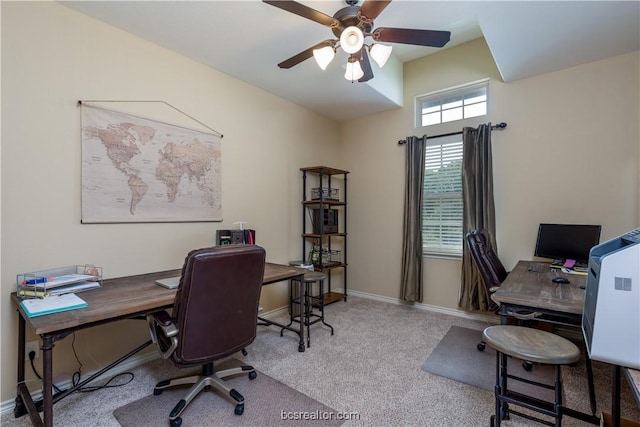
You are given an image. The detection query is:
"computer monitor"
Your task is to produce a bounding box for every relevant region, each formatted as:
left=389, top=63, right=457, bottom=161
left=534, top=223, right=602, bottom=264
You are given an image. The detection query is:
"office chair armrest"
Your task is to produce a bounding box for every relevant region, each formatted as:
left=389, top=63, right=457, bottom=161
left=146, top=311, right=179, bottom=359
left=152, top=310, right=173, bottom=327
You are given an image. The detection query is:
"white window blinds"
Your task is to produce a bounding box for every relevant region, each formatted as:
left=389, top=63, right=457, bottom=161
left=423, top=135, right=464, bottom=256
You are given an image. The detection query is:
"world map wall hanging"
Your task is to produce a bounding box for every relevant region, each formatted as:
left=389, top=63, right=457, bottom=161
left=80, top=102, right=222, bottom=223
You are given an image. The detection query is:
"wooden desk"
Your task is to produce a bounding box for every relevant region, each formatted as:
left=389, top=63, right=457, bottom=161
left=492, top=260, right=586, bottom=322
left=491, top=260, right=599, bottom=425
left=11, top=262, right=306, bottom=427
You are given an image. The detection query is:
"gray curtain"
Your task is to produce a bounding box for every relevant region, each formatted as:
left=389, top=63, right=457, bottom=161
left=459, top=124, right=497, bottom=311
left=400, top=136, right=426, bottom=302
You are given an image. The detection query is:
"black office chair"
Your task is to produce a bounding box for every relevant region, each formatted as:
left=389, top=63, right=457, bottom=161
left=147, top=245, right=266, bottom=427
left=465, top=229, right=507, bottom=316
left=466, top=229, right=538, bottom=370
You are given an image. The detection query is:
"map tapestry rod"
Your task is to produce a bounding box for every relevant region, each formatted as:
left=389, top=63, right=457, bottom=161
left=77, top=100, right=223, bottom=138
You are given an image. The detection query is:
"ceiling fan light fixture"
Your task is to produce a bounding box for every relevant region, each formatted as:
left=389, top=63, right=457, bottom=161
left=344, top=56, right=364, bottom=82
left=369, top=43, right=393, bottom=68
left=340, top=26, right=364, bottom=54
left=312, top=45, right=335, bottom=70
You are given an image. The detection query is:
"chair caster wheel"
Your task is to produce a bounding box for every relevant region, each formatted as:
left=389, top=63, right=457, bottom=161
left=490, top=415, right=495, bottom=427
left=249, top=371, right=257, bottom=380
left=169, top=416, right=182, bottom=427
left=153, top=388, right=163, bottom=396
left=235, top=403, right=244, bottom=415
left=477, top=342, right=486, bottom=351
left=522, top=361, right=533, bottom=371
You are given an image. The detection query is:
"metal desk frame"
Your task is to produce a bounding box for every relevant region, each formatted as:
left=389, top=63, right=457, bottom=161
left=11, top=263, right=307, bottom=427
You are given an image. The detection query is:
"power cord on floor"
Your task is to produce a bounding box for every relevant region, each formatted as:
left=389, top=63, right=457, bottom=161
left=27, top=332, right=135, bottom=395
left=28, top=351, right=64, bottom=394
left=69, top=332, right=135, bottom=392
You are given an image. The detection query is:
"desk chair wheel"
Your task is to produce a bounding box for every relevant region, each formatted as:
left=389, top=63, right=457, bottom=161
left=169, top=416, right=182, bottom=427
left=249, top=371, right=257, bottom=380
left=477, top=342, right=486, bottom=351
left=235, top=403, right=244, bottom=415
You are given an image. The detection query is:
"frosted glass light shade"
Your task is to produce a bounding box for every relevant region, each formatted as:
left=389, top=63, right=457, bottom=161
left=369, top=44, right=393, bottom=68
left=312, top=46, right=335, bottom=70
left=340, top=26, right=364, bottom=54
left=344, top=58, right=364, bottom=81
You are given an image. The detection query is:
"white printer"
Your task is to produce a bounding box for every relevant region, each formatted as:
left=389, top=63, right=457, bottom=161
left=582, top=228, right=640, bottom=369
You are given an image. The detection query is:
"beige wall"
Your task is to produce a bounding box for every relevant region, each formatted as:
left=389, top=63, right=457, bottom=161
left=2, top=1, right=639, bottom=411
left=341, top=38, right=639, bottom=308
left=0, top=2, right=340, bottom=402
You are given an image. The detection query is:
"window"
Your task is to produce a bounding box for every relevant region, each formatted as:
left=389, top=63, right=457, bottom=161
left=416, top=80, right=488, bottom=127
left=423, top=135, right=463, bottom=256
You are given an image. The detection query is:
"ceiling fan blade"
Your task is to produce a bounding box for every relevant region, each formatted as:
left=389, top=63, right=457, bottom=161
left=373, top=27, right=451, bottom=48
left=263, top=1, right=341, bottom=29
left=358, top=0, right=391, bottom=22
left=277, top=40, right=334, bottom=69
left=358, top=49, right=374, bottom=82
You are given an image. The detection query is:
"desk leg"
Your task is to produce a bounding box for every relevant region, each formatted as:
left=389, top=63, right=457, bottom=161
left=612, top=365, right=621, bottom=427
left=42, top=335, right=54, bottom=427
left=585, top=355, right=597, bottom=415
left=15, top=312, right=44, bottom=427
left=297, top=277, right=306, bottom=352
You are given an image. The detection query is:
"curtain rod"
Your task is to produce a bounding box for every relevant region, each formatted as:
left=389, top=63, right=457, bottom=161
left=397, top=122, right=507, bottom=145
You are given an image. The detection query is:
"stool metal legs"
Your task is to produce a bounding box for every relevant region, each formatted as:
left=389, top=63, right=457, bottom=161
left=281, top=276, right=334, bottom=348
left=491, top=350, right=565, bottom=427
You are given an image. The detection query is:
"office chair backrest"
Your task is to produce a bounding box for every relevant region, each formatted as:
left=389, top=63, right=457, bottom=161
left=172, top=245, right=266, bottom=366
left=466, top=230, right=507, bottom=311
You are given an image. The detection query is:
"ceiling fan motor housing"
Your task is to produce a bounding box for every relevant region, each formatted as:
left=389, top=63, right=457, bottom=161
left=332, top=6, right=372, bottom=37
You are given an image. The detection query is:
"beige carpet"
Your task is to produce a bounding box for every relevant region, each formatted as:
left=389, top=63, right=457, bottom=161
left=113, top=359, right=343, bottom=426
left=421, top=325, right=555, bottom=401
left=2, top=297, right=638, bottom=427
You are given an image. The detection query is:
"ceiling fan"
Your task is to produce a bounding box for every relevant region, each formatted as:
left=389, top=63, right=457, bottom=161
left=262, top=0, right=451, bottom=82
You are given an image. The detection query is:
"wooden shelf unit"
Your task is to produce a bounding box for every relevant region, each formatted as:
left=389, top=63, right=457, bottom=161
left=301, top=166, right=348, bottom=304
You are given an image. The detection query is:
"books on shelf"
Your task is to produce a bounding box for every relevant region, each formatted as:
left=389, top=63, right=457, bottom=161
left=19, top=293, right=88, bottom=318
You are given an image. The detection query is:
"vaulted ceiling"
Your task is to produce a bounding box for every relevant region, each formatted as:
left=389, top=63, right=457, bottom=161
left=61, top=1, right=640, bottom=122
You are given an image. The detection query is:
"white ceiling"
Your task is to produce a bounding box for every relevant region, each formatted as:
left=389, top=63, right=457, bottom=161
left=60, top=1, right=640, bottom=122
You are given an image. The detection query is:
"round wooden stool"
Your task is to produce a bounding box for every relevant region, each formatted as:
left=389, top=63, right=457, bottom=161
left=282, top=271, right=334, bottom=348
left=482, top=325, right=581, bottom=427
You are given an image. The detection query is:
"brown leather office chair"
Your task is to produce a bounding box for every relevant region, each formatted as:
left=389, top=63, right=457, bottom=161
left=147, top=245, right=266, bottom=427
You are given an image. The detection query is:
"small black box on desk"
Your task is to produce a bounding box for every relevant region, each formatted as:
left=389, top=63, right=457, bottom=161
left=216, top=229, right=256, bottom=245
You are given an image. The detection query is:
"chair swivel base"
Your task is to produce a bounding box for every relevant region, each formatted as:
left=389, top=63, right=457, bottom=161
left=153, top=364, right=257, bottom=427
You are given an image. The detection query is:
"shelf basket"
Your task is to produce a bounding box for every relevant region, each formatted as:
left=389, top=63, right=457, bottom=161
left=311, top=187, right=339, bottom=201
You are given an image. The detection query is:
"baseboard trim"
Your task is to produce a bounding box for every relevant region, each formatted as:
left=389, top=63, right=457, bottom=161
left=0, top=294, right=493, bottom=418
left=344, top=288, right=498, bottom=324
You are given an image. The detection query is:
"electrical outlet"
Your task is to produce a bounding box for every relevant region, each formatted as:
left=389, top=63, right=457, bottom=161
left=25, top=340, right=39, bottom=361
